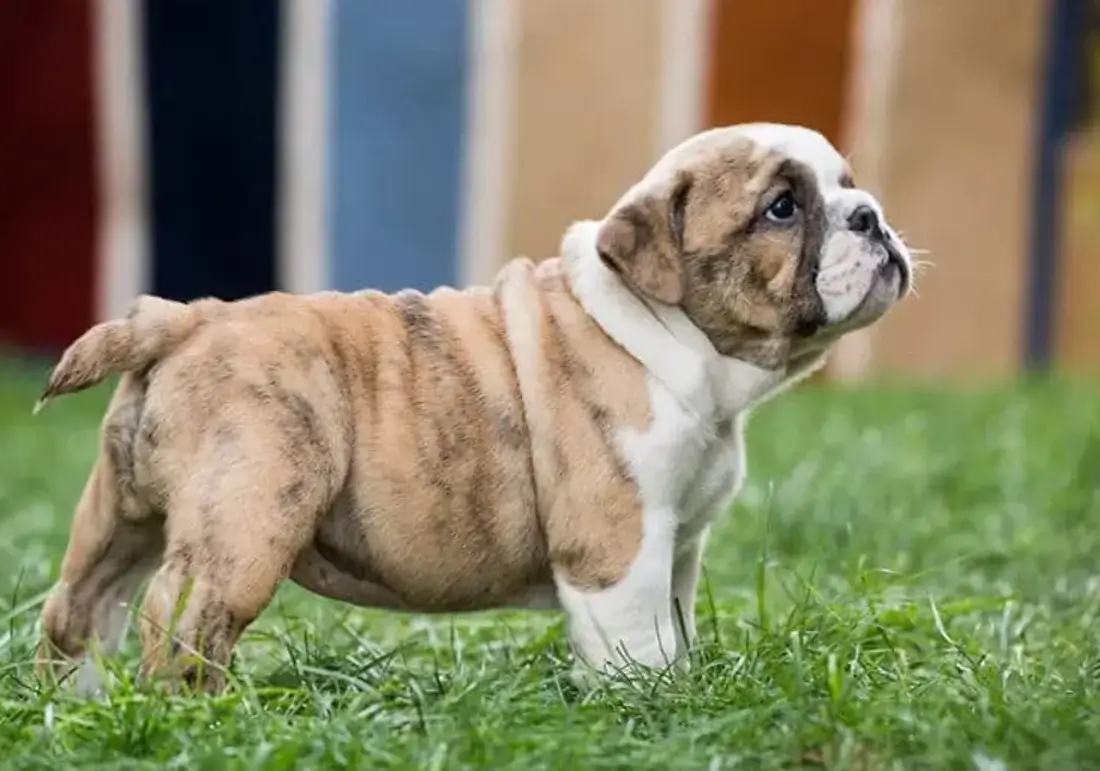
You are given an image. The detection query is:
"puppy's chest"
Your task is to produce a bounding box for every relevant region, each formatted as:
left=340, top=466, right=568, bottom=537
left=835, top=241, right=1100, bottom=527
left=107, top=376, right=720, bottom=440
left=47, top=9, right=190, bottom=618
left=677, top=419, right=746, bottom=529
left=631, top=401, right=747, bottom=532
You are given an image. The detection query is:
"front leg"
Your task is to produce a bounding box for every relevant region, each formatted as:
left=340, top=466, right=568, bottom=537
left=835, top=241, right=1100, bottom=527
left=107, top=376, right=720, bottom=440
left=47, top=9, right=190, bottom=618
left=553, top=509, right=681, bottom=678
left=671, top=528, right=708, bottom=658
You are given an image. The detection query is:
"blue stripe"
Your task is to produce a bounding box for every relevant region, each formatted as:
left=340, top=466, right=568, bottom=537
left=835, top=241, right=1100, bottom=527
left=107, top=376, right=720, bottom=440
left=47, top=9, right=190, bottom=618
left=328, top=1, right=469, bottom=294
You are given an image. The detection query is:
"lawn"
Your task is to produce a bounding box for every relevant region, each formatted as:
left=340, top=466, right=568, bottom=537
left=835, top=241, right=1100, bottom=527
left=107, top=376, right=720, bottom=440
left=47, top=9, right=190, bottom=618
left=0, top=358, right=1098, bottom=770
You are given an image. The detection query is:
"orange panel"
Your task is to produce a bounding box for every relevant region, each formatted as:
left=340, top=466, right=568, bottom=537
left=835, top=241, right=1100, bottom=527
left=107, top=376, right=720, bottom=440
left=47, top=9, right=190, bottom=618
left=706, top=0, right=858, bottom=147
left=706, top=0, right=856, bottom=383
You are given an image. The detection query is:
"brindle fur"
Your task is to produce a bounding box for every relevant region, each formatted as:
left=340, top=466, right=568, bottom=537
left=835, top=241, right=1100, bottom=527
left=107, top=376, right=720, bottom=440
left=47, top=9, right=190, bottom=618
left=37, top=272, right=650, bottom=691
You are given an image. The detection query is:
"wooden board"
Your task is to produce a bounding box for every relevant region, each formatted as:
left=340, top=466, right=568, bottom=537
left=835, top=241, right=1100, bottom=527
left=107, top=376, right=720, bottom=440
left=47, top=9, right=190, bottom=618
left=706, top=0, right=858, bottom=146
left=1056, top=129, right=1100, bottom=372
left=706, top=0, right=857, bottom=384
left=506, top=0, right=664, bottom=264
left=865, top=0, right=1044, bottom=379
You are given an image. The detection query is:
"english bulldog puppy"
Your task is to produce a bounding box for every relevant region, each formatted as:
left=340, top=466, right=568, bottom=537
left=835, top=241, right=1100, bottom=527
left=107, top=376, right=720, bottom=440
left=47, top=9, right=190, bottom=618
left=36, top=123, right=911, bottom=692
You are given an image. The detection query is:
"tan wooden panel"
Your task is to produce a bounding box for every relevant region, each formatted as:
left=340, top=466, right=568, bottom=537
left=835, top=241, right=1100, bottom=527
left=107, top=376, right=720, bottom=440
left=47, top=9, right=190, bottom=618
left=1057, top=130, right=1100, bottom=372
left=866, top=0, right=1044, bottom=378
left=505, top=0, right=664, bottom=263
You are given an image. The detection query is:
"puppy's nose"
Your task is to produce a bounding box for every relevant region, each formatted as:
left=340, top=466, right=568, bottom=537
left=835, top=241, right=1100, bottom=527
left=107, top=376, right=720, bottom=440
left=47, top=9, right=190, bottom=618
left=847, top=205, right=881, bottom=237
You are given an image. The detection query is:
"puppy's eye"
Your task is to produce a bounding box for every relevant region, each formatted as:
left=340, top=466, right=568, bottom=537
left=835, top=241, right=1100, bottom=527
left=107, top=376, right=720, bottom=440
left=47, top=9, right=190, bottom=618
left=765, top=191, right=799, bottom=223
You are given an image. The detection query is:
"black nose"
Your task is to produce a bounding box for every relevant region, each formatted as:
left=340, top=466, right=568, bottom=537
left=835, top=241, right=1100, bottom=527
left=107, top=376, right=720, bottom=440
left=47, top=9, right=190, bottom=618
left=847, top=205, right=881, bottom=236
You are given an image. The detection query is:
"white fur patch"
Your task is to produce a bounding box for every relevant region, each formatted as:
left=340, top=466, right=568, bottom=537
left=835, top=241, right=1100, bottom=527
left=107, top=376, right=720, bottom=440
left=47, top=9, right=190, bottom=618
left=557, top=220, right=792, bottom=674
left=553, top=503, right=680, bottom=672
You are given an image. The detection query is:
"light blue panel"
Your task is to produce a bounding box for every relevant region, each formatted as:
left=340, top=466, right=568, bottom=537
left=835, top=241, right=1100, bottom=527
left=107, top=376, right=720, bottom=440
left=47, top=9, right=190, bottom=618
left=328, top=0, right=468, bottom=293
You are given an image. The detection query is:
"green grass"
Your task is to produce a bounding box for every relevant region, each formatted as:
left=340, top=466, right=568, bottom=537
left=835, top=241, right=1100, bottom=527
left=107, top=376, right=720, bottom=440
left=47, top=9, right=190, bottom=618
left=0, top=358, right=1098, bottom=770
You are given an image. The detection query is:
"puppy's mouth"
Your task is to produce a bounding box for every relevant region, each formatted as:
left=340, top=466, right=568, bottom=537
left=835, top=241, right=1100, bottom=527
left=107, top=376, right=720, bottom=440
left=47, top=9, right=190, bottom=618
left=878, top=241, right=911, bottom=299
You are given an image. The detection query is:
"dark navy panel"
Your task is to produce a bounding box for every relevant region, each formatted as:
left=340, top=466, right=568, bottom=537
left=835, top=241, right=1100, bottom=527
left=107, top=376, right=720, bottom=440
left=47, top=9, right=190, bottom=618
left=1025, top=0, right=1087, bottom=370
left=143, top=0, right=280, bottom=302
left=328, top=1, right=468, bottom=294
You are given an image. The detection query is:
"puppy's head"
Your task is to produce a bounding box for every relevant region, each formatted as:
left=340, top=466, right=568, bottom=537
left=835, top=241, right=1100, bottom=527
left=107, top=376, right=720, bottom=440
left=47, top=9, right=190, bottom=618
left=596, top=123, right=912, bottom=367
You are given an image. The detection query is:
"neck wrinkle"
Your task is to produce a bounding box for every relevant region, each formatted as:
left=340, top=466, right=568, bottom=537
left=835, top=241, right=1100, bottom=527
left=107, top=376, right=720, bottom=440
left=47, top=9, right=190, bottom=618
left=562, top=220, right=791, bottom=424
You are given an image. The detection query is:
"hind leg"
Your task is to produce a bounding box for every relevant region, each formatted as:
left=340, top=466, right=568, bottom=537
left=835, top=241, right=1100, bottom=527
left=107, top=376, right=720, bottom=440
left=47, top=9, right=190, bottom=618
left=38, top=458, right=164, bottom=691
left=39, top=375, right=164, bottom=691
left=136, top=474, right=329, bottom=693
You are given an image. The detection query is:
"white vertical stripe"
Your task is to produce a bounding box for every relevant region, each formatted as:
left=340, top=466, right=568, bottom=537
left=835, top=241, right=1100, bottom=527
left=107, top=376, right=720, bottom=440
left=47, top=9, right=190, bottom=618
left=830, top=0, right=904, bottom=381
left=656, top=0, right=710, bottom=154
left=93, top=0, right=149, bottom=321
left=279, top=0, right=331, bottom=294
left=458, top=0, right=519, bottom=288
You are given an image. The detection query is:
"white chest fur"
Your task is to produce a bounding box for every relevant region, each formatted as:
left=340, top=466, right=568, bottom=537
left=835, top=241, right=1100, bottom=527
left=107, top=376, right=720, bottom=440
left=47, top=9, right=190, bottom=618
left=548, top=219, right=804, bottom=676
left=619, top=378, right=749, bottom=535
left=560, top=219, right=785, bottom=529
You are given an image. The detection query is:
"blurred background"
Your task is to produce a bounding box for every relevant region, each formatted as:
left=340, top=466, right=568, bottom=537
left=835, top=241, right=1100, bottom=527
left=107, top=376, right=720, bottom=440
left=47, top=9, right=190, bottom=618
left=0, top=0, right=1097, bottom=382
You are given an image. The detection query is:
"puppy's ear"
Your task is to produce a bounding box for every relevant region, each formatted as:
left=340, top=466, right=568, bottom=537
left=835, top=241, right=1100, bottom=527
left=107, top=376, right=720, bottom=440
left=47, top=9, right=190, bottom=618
left=596, top=174, right=691, bottom=305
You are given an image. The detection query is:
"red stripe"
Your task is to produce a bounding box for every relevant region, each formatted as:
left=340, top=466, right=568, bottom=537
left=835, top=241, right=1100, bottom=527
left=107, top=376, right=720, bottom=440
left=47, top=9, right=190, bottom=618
left=0, top=0, right=98, bottom=352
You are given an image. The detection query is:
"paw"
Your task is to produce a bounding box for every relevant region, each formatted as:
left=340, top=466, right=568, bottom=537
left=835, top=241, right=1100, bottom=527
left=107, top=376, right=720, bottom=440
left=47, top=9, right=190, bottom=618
left=568, top=661, right=603, bottom=693
left=566, top=644, right=689, bottom=692
left=73, top=657, right=107, bottom=697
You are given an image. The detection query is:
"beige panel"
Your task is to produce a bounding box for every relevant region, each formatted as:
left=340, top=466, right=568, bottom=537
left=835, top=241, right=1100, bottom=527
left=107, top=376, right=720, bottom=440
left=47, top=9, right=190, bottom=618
left=94, top=0, right=150, bottom=320
left=862, top=0, right=1044, bottom=379
left=828, top=0, right=902, bottom=380
left=1057, top=130, right=1100, bottom=372
left=505, top=0, right=664, bottom=264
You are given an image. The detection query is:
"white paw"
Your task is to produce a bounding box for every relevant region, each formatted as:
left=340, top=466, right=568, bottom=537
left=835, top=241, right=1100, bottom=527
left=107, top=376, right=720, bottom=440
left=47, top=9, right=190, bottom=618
left=73, top=657, right=107, bottom=697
